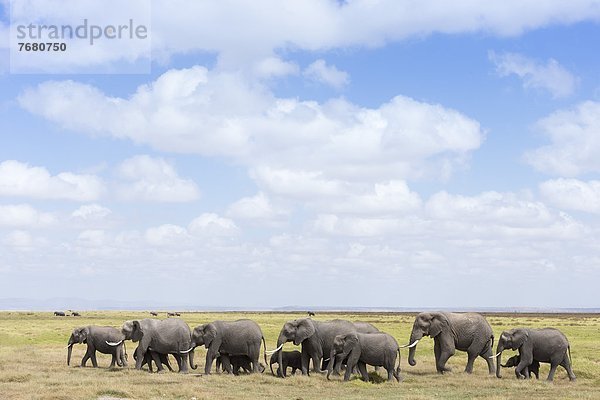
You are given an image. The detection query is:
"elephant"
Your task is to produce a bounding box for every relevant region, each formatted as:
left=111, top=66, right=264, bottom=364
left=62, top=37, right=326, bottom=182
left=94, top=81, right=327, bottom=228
left=327, top=321, right=381, bottom=373
left=150, top=311, right=158, bottom=317
left=66, top=326, right=127, bottom=368
left=327, top=332, right=401, bottom=382
left=133, top=348, right=178, bottom=372
left=501, top=354, right=540, bottom=379
left=274, top=318, right=357, bottom=377
left=71, top=312, right=81, bottom=317
left=121, top=318, right=195, bottom=373
left=191, top=319, right=267, bottom=375
left=269, top=350, right=302, bottom=376
left=217, top=354, right=266, bottom=375
left=406, top=312, right=495, bottom=374
left=493, top=328, right=576, bottom=381
left=54, top=311, right=65, bottom=316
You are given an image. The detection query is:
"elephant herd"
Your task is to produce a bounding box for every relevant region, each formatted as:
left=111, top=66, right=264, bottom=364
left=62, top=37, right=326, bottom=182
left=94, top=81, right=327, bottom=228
left=65, top=312, right=576, bottom=383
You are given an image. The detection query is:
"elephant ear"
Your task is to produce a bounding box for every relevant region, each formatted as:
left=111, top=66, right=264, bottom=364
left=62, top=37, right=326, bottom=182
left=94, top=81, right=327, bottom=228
left=79, top=327, right=89, bottom=343
left=294, top=319, right=315, bottom=345
left=203, top=323, right=218, bottom=349
left=429, top=313, right=449, bottom=338
left=342, top=333, right=359, bottom=355
left=511, top=329, right=529, bottom=350
left=131, top=320, right=144, bottom=342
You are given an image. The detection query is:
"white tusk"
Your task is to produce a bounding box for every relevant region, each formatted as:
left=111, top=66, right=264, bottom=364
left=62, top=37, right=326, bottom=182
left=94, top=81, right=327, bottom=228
left=265, top=343, right=284, bottom=355
left=65, top=344, right=73, bottom=349
left=489, top=352, right=502, bottom=359
left=400, top=339, right=420, bottom=349
left=323, top=358, right=330, bottom=362
left=106, top=340, right=123, bottom=346
left=179, top=346, right=195, bottom=354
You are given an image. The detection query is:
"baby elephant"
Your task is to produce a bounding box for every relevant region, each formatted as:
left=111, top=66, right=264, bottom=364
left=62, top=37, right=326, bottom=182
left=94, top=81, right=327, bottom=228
left=327, top=332, right=401, bottom=382
left=270, top=350, right=302, bottom=376
left=66, top=326, right=127, bottom=368
left=501, top=354, right=540, bottom=379
left=133, top=348, right=178, bottom=372
left=217, top=354, right=265, bottom=375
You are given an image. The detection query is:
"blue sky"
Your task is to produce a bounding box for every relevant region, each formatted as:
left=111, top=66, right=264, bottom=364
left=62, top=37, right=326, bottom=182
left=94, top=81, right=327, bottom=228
left=1, top=1, right=600, bottom=309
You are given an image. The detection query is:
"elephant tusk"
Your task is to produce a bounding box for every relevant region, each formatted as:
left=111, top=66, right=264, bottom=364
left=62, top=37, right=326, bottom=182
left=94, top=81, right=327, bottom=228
left=106, top=340, right=123, bottom=346
left=323, top=358, right=330, bottom=362
left=65, top=344, right=73, bottom=349
left=400, top=339, right=420, bottom=349
left=179, top=346, right=195, bottom=354
left=265, top=343, right=284, bottom=355
left=489, top=352, right=502, bottom=359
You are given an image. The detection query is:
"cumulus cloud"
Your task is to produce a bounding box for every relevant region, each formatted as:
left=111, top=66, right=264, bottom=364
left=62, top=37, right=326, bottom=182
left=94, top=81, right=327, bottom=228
left=227, top=192, right=288, bottom=221
left=489, top=51, right=577, bottom=98
left=71, top=204, right=112, bottom=220
left=525, top=101, right=600, bottom=176
left=188, top=213, right=239, bottom=237
left=303, top=60, right=349, bottom=89
left=19, top=67, right=484, bottom=185
left=0, top=160, right=105, bottom=201
left=0, top=204, right=56, bottom=227
left=116, top=155, right=200, bottom=202
left=540, top=179, right=600, bottom=214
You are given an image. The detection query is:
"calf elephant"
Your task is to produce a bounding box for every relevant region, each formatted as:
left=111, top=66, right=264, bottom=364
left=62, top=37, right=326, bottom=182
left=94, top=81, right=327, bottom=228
left=133, top=348, right=178, bottom=372
left=494, top=328, right=575, bottom=381
left=501, top=354, right=539, bottom=379
left=327, top=332, right=401, bottom=382
left=217, top=354, right=266, bottom=375
left=270, top=350, right=302, bottom=376
left=275, top=318, right=357, bottom=377
left=66, top=326, right=127, bottom=368
left=406, top=312, right=495, bottom=374
left=121, top=318, right=195, bottom=373
left=191, top=319, right=267, bottom=375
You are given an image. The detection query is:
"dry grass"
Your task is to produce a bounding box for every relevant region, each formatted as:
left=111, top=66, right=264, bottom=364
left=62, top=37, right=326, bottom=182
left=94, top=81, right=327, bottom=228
left=0, top=311, right=598, bottom=399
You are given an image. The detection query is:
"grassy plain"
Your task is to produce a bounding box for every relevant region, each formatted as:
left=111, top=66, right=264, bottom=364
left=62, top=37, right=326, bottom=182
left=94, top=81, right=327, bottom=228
left=0, top=311, right=598, bottom=399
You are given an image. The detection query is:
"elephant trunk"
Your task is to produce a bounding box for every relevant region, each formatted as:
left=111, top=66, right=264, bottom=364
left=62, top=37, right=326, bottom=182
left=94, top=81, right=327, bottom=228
left=495, top=344, right=505, bottom=378
left=326, top=349, right=336, bottom=380
left=276, top=333, right=287, bottom=378
left=189, top=348, right=197, bottom=370
left=66, top=334, right=75, bottom=366
left=407, top=329, right=423, bottom=367
left=269, top=353, right=275, bottom=376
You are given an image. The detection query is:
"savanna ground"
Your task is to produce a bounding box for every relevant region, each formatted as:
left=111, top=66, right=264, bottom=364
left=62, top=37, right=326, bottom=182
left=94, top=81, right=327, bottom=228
left=0, top=311, right=598, bottom=399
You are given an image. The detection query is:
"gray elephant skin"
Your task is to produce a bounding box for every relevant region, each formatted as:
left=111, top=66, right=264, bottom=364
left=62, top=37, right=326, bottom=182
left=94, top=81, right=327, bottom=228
left=133, top=347, right=180, bottom=372
left=494, top=328, right=575, bottom=381
left=275, top=318, right=358, bottom=377
left=501, top=354, right=539, bottom=379
left=191, top=319, right=267, bottom=375
left=66, top=326, right=127, bottom=368
left=122, top=318, right=195, bottom=373
left=217, top=354, right=266, bottom=375
left=406, top=312, right=495, bottom=374
left=270, top=350, right=302, bottom=376
left=327, top=332, right=401, bottom=382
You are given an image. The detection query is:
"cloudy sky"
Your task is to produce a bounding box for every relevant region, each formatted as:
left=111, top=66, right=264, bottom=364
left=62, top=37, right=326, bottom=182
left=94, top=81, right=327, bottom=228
left=1, top=1, right=600, bottom=309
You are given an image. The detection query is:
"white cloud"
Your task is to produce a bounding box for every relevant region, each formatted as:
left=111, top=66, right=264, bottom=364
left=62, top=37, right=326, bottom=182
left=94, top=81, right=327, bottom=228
left=2, top=230, right=33, bottom=248
left=144, top=224, right=189, bottom=246
left=253, top=57, right=299, bottom=78
left=71, top=204, right=112, bottom=220
left=188, top=213, right=239, bottom=237
left=540, top=179, right=600, bottom=214
left=328, top=181, right=422, bottom=215
left=19, top=67, right=484, bottom=187
left=227, top=192, right=288, bottom=221
left=116, top=155, right=200, bottom=202
left=525, top=101, right=600, bottom=176
left=0, top=204, right=56, bottom=227
left=489, top=51, right=577, bottom=98
left=0, top=160, right=105, bottom=201
left=303, top=59, right=349, bottom=89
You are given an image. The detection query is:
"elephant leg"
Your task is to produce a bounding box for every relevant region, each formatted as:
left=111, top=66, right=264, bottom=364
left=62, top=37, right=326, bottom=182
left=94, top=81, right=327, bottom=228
left=90, top=351, right=99, bottom=368
left=465, top=351, right=477, bottom=374
left=357, top=361, right=369, bottom=382
left=81, top=348, right=93, bottom=367
left=205, top=348, right=218, bottom=375
left=109, top=354, right=117, bottom=368
left=311, top=353, right=321, bottom=374
left=479, top=346, right=496, bottom=375
left=437, top=349, right=454, bottom=374
left=150, top=352, right=164, bottom=372
left=560, top=357, right=576, bottom=381
left=300, top=347, right=310, bottom=375
left=332, top=354, right=344, bottom=375
left=179, top=353, right=190, bottom=374
left=433, top=339, right=441, bottom=371
left=135, top=345, right=146, bottom=370
left=547, top=362, right=559, bottom=382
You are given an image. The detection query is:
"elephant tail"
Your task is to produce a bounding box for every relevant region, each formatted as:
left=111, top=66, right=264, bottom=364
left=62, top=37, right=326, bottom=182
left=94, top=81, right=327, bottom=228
left=396, top=347, right=402, bottom=375
left=490, top=334, right=495, bottom=353
left=262, top=336, right=268, bottom=368
left=124, top=341, right=128, bottom=361
left=568, top=344, right=572, bottom=366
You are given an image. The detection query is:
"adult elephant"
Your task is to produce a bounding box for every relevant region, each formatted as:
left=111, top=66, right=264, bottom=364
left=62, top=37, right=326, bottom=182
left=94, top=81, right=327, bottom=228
left=191, top=319, right=267, bottom=375
left=121, top=318, right=195, bottom=373
left=493, top=328, right=576, bottom=381
left=274, top=318, right=357, bottom=377
left=66, top=326, right=127, bottom=368
left=405, top=312, right=495, bottom=374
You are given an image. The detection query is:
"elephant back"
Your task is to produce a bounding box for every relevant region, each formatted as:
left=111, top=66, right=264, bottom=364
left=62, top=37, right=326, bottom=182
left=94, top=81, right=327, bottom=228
left=218, top=319, right=263, bottom=354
